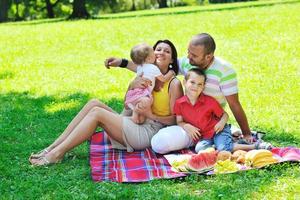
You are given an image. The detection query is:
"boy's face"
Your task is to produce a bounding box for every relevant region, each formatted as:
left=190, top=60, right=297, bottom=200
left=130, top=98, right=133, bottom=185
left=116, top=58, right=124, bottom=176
left=184, top=72, right=205, bottom=98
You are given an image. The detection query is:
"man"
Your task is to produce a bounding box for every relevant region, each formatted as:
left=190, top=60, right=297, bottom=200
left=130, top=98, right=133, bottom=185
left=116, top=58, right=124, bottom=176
left=104, top=33, right=252, bottom=142
left=178, top=33, right=252, bottom=142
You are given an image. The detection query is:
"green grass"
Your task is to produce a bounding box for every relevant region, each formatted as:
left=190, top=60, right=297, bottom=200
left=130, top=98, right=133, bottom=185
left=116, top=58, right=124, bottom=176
left=1, top=0, right=300, bottom=199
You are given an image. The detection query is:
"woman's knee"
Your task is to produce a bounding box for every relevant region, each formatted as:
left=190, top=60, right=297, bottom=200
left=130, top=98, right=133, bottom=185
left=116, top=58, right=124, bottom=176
left=88, top=99, right=102, bottom=107
left=151, top=126, right=190, bottom=154
left=88, top=107, right=104, bottom=119
left=151, top=133, right=170, bottom=154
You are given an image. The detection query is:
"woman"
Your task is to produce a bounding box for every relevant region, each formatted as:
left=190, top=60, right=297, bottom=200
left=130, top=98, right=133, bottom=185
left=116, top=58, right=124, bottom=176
left=29, top=40, right=183, bottom=166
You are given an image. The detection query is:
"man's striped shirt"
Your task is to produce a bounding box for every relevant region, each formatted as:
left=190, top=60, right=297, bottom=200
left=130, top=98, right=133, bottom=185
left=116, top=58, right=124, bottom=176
left=178, top=57, right=238, bottom=107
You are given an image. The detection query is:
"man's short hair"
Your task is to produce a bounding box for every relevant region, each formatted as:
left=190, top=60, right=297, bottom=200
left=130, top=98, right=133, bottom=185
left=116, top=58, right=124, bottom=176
left=190, top=33, right=216, bottom=55
left=185, top=68, right=207, bottom=82
left=130, top=43, right=152, bottom=65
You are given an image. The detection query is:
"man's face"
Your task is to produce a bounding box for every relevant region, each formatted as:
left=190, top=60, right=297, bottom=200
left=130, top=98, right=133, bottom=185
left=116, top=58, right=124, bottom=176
left=187, top=44, right=210, bottom=70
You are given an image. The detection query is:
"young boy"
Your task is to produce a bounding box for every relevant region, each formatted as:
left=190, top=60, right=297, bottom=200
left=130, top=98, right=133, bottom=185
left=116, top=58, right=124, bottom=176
left=174, top=68, right=272, bottom=153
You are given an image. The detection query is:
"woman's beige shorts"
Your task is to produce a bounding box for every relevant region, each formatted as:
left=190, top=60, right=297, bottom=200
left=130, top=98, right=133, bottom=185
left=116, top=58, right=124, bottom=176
left=110, top=117, right=164, bottom=152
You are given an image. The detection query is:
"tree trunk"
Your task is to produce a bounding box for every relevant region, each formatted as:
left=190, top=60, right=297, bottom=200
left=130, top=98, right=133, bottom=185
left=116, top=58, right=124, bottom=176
left=131, top=0, right=136, bottom=11
left=15, top=2, right=22, bottom=21
left=69, top=0, right=90, bottom=19
left=0, top=0, right=10, bottom=22
left=157, top=0, right=168, bottom=8
left=45, top=0, right=55, bottom=18
left=23, top=0, right=30, bottom=19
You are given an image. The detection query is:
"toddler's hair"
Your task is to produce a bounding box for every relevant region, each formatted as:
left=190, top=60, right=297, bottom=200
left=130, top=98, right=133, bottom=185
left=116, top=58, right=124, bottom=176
left=130, top=43, right=153, bottom=65
left=185, top=68, right=207, bottom=82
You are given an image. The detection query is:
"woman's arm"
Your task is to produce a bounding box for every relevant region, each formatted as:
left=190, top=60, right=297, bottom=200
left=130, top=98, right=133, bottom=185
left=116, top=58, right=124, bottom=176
left=168, top=78, right=184, bottom=114
left=105, top=57, right=138, bottom=72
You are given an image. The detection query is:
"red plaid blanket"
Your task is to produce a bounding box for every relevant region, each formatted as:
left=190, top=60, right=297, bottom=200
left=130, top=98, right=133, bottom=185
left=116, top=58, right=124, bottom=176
left=89, top=131, right=186, bottom=182
left=89, top=131, right=300, bottom=182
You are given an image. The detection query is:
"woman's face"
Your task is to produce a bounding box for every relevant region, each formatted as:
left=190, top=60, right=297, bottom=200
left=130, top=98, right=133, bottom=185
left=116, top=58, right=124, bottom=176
left=154, top=42, right=173, bottom=72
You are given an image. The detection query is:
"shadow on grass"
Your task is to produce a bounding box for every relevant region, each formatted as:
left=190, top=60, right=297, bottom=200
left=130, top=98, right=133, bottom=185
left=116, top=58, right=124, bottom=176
left=167, top=162, right=299, bottom=199
left=2, top=18, right=66, bottom=26
left=0, top=91, right=126, bottom=198
left=0, top=70, right=14, bottom=80
left=1, top=91, right=299, bottom=198
left=0, top=91, right=123, bottom=158
left=251, top=125, right=300, bottom=147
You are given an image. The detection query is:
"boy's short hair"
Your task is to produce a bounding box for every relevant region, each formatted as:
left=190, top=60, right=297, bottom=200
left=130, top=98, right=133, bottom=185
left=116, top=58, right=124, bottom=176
left=185, top=68, right=207, bottom=82
left=130, top=43, right=153, bottom=65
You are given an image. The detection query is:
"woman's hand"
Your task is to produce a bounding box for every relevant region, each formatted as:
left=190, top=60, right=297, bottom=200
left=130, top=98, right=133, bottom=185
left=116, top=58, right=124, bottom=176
left=183, top=123, right=201, bottom=140
left=104, top=57, right=122, bottom=69
left=130, top=75, right=152, bottom=89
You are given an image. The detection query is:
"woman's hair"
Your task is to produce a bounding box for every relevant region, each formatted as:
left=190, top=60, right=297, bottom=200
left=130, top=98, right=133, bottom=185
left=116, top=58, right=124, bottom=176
left=130, top=43, right=153, bottom=65
left=153, top=40, right=179, bottom=75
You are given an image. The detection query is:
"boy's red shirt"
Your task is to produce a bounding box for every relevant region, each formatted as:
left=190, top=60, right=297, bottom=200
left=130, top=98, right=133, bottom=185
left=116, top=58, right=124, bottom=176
left=174, top=94, right=224, bottom=140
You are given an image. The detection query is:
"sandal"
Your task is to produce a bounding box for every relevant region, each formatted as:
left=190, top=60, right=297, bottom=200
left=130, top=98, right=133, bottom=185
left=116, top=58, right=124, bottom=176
left=29, top=149, right=49, bottom=160
left=255, top=141, right=273, bottom=150
left=30, top=155, right=61, bottom=166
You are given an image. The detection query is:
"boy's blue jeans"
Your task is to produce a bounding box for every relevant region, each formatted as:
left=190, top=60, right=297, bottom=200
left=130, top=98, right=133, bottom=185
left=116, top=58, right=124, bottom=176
left=195, top=124, right=233, bottom=153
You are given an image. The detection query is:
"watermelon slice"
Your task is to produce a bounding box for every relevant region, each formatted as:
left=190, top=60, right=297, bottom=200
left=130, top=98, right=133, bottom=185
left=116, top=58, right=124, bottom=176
left=186, top=151, right=217, bottom=172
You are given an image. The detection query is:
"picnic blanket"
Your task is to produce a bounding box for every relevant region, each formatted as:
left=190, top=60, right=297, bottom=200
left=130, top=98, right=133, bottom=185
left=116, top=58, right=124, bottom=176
left=89, top=131, right=300, bottom=182
left=89, top=131, right=187, bottom=182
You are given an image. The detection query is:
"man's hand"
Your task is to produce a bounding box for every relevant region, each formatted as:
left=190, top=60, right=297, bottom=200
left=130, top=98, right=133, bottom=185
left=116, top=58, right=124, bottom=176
left=183, top=123, right=201, bottom=141
left=214, top=121, right=226, bottom=134
left=242, top=134, right=253, bottom=143
left=104, top=57, right=122, bottom=69
left=130, top=75, right=152, bottom=89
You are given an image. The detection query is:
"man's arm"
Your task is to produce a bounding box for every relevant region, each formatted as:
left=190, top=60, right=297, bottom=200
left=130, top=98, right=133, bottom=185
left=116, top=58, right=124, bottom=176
left=225, top=94, right=251, bottom=138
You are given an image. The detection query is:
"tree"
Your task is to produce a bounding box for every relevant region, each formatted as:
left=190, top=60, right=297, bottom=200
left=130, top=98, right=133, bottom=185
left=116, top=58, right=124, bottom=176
left=44, top=0, right=61, bottom=18
left=131, top=0, right=136, bottom=11
left=14, top=0, right=22, bottom=21
left=69, top=0, right=90, bottom=19
left=0, top=0, right=10, bottom=22
left=157, top=0, right=167, bottom=8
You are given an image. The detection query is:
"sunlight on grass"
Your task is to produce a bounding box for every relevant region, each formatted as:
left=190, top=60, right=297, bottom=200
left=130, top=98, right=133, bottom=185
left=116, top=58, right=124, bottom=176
left=44, top=100, right=81, bottom=114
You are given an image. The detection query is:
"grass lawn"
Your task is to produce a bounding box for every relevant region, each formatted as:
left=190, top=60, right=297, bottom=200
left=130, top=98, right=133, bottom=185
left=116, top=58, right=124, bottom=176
left=1, top=0, right=300, bottom=199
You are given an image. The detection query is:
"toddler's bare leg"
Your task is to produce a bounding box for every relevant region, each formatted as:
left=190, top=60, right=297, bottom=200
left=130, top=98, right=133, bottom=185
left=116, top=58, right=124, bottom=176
left=132, top=108, right=141, bottom=124
left=132, top=97, right=152, bottom=124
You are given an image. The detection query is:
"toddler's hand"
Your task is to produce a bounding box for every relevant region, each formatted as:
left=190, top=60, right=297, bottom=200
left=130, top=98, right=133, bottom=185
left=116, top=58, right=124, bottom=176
left=184, top=124, right=201, bottom=140
left=131, top=75, right=152, bottom=89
